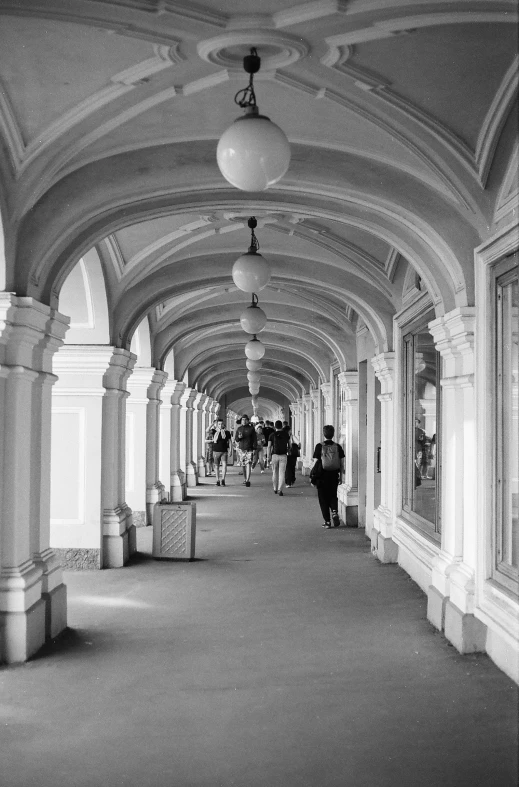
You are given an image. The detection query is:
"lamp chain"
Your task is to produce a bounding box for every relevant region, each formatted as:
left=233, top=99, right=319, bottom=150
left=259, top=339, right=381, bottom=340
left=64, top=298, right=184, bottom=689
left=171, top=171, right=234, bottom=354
left=248, top=216, right=260, bottom=252
left=234, top=48, right=260, bottom=108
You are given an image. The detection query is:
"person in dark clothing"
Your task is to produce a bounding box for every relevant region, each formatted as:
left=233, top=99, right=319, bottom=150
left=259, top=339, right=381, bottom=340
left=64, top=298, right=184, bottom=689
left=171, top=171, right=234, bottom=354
left=285, top=435, right=300, bottom=487
left=234, top=415, right=257, bottom=487
left=311, top=424, right=345, bottom=528
left=262, top=421, right=274, bottom=467
left=268, top=420, right=291, bottom=496
left=211, top=417, right=232, bottom=486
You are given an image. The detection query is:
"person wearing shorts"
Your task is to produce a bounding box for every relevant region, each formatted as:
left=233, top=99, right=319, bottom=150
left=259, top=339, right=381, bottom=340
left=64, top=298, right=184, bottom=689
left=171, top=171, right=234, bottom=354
left=234, top=414, right=257, bottom=487
left=205, top=419, right=218, bottom=476
left=212, top=418, right=231, bottom=486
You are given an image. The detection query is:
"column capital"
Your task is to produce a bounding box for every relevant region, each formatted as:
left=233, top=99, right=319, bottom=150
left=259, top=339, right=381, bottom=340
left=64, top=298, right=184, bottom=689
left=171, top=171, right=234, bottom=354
left=182, top=386, right=198, bottom=409
left=429, top=307, right=475, bottom=357
left=194, top=391, right=207, bottom=411
left=310, top=389, right=320, bottom=408
left=169, top=380, right=187, bottom=406
left=0, top=295, right=69, bottom=371
left=303, top=393, right=312, bottom=411
left=338, top=371, right=358, bottom=400
left=147, top=369, right=168, bottom=402
left=103, top=349, right=137, bottom=392
left=371, top=352, right=396, bottom=391
left=210, top=400, right=220, bottom=416
left=127, top=367, right=159, bottom=401
left=320, top=382, right=332, bottom=407
left=429, top=307, right=475, bottom=379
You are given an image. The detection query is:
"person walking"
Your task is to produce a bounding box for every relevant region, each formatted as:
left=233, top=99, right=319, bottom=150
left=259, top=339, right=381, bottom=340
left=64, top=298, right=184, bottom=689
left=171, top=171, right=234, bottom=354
left=268, top=420, right=291, bottom=496
left=204, top=418, right=218, bottom=476
left=211, top=417, right=232, bottom=486
left=234, top=415, right=257, bottom=487
left=285, top=434, right=300, bottom=487
left=253, top=424, right=267, bottom=472
left=262, top=420, right=274, bottom=467
left=311, top=424, right=345, bottom=528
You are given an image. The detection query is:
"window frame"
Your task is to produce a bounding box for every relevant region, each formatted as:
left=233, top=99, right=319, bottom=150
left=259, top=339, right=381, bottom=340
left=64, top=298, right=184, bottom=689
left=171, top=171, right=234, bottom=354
left=401, top=309, right=442, bottom=542
left=492, top=255, right=518, bottom=594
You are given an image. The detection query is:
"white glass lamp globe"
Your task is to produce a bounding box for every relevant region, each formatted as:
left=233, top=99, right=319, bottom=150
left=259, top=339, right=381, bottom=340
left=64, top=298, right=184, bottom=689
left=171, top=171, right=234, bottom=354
left=240, top=303, right=267, bottom=334
left=246, top=358, right=262, bottom=372
left=232, top=251, right=270, bottom=294
left=247, top=371, right=260, bottom=383
left=245, top=337, right=265, bottom=360
left=249, top=383, right=260, bottom=394
left=217, top=107, right=291, bottom=192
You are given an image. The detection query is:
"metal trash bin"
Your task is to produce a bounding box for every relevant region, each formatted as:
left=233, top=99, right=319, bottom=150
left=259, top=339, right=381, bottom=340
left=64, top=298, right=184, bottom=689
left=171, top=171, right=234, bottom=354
left=152, top=501, right=196, bottom=561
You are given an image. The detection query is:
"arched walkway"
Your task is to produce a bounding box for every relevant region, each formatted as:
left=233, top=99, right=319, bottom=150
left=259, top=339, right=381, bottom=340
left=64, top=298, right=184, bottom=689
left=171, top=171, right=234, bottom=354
left=2, top=468, right=517, bottom=787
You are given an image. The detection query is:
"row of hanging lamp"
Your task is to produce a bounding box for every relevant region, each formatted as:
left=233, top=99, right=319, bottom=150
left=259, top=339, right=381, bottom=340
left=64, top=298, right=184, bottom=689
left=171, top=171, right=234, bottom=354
left=217, top=48, right=291, bottom=192
left=232, top=217, right=271, bottom=294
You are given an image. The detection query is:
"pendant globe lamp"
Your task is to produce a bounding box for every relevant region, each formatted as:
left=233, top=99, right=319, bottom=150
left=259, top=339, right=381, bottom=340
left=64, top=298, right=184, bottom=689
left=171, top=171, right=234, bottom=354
left=240, top=293, right=267, bottom=334
left=246, top=358, right=262, bottom=371
left=232, top=217, right=270, bottom=293
left=245, top=335, right=265, bottom=361
left=249, top=383, right=260, bottom=395
left=217, top=48, right=290, bottom=192
left=247, top=371, right=261, bottom=383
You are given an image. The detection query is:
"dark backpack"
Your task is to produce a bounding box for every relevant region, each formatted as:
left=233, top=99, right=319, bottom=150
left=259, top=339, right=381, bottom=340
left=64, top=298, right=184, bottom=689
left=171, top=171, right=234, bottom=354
left=321, top=442, right=340, bottom=471
left=271, top=430, right=290, bottom=455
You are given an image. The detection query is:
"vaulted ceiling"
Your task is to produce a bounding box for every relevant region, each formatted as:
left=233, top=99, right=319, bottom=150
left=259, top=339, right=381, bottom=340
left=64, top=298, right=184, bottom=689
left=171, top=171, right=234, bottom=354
left=0, top=0, right=517, bottom=413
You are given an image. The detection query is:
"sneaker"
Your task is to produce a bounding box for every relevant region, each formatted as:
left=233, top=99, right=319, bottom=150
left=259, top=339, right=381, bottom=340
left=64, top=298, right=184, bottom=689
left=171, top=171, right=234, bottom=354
left=245, top=481, right=250, bottom=487
left=332, top=511, right=340, bottom=527
left=274, top=490, right=278, bottom=494
left=322, top=522, right=332, bottom=529
left=216, top=480, right=220, bottom=486
left=260, top=470, right=264, bottom=474
left=242, top=481, right=247, bottom=485
left=278, top=490, right=284, bottom=496
left=221, top=480, right=226, bottom=486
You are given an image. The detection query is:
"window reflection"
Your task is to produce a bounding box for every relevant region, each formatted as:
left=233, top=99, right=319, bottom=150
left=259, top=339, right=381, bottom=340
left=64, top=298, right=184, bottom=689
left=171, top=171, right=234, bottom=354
left=403, top=323, right=440, bottom=535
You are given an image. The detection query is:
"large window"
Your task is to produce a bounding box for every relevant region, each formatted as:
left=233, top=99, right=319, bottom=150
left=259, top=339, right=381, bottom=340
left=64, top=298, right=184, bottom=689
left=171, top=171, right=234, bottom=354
left=402, top=316, right=441, bottom=537
left=493, top=256, right=518, bottom=593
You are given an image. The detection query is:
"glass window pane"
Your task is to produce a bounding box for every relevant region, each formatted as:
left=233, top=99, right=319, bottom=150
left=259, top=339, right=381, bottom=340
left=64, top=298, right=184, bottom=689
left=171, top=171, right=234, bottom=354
left=498, top=274, right=518, bottom=573
left=413, top=332, right=438, bottom=525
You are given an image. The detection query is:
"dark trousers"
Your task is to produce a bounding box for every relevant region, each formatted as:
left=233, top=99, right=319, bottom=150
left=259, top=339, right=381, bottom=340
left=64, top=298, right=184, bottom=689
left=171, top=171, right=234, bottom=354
left=317, top=479, right=339, bottom=523
left=285, top=455, right=297, bottom=485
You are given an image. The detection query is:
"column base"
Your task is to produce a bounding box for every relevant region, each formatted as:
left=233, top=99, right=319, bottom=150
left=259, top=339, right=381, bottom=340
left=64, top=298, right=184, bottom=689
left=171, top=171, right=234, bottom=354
left=186, top=463, right=198, bottom=487
left=427, top=585, right=448, bottom=631
left=197, top=458, right=206, bottom=478
left=1, top=599, right=46, bottom=663
left=125, top=505, right=137, bottom=557
left=42, top=583, right=67, bottom=640
left=375, top=533, right=398, bottom=563
left=102, top=507, right=130, bottom=567
left=146, top=483, right=165, bottom=525
left=444, top=600, right=487, bottom=654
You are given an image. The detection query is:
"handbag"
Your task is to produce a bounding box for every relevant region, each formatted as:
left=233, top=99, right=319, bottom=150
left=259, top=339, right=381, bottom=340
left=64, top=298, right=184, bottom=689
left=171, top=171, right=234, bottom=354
left=309, top=458, right=323, bottom=485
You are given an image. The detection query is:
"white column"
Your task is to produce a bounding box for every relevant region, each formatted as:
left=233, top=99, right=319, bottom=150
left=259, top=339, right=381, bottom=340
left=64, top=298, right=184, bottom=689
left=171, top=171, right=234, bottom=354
left=427, top=308, right=486, bottom=652
left=0, top=295, right=69, bottom=663
left=159, top=378, right=175, bottom=500
left=302, top=394, right=312, bottom=474
left=182, top=387, right=198, bottom=487
left=169, top=380, right=186, bottom=501
left=311, top=388, right=320, bottom=447
left=194, top=391, right=207, bottom=478
left=321, top=382, right=332, bottom=425
left=337, top=371, right=359, bottom=527
left=371, top=353, right=398, bottom=562
left=101, top=349, right=137, bottom=568
left=126, top=367, right=157, bottom=528
left=145, top=370, right=168, bottom=524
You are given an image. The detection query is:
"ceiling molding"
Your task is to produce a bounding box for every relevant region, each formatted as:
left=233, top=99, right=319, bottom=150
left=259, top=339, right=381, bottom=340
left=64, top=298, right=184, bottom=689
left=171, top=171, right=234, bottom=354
left=476, top=56, right=519, bottom=187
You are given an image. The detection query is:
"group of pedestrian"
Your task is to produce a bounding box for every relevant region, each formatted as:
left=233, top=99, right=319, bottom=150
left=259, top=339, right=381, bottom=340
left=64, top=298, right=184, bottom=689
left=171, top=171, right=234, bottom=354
left=205, top=413, right=344, bottom=529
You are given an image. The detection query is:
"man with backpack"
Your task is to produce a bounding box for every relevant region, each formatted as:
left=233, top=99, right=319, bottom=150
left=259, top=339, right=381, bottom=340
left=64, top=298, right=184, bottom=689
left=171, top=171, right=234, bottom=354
left=311, top=424, right=345, bottom=528
left=267, top=420, right=291, bottom=496
left=234, top=414, right=257, bottom=487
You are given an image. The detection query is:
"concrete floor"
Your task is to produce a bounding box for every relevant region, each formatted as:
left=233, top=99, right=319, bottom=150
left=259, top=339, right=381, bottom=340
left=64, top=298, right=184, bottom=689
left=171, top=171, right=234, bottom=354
left=1, top=468, right=518, bottom=787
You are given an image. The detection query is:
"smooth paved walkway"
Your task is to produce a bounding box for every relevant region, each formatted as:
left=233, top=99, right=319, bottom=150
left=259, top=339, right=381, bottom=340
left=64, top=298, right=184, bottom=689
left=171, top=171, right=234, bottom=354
left=1, top=467, right=518, bottom=787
